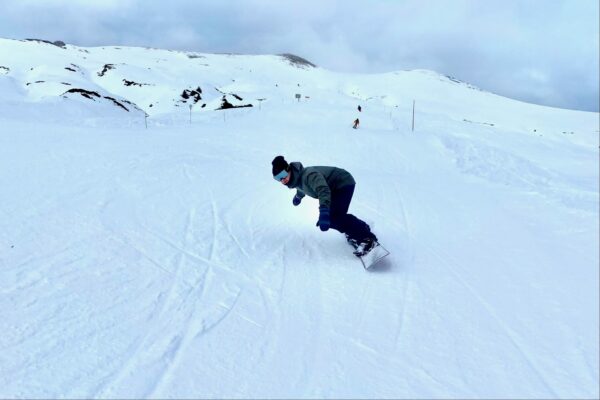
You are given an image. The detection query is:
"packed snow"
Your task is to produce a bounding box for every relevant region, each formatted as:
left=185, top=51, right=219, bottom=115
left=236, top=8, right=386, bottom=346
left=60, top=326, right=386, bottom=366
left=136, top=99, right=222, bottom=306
left=0, top=38, right=598, bottom=399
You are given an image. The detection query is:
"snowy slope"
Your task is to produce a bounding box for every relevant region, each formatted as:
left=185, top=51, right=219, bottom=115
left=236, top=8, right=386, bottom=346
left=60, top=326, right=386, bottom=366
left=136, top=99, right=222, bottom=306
left=0, top=39, right=598, bottom=399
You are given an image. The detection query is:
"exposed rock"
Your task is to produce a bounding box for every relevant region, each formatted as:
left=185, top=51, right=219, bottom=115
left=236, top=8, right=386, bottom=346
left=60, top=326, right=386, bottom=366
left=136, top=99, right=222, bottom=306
left=104, top=96, right=130, bottom=111
left=179, top=87, right=203, bottom=104
left=63, top=88, right=101, bottom=100
left=123, top=79, right=152, bottom=87
left=97, top=64, right=115, bottom=77
left=62, top=88, right=142, bottom=113
left=279, top=53, right=316, bottom=68
left=445, top=75, right=482, bottom=91
left=120, top=98, right=141, bottom=110
left=214, top=87, right=244, bottom=102
left=463, top=118, right=494, bottom=127
left=0, top=66, right=9, bottom=75
left=217, top=95, right=253, bottom=110
left=220, top=96, right=233, bottom=109
left=68, top=64, right=80, bottom=71
left=24, top=38, right=66, bottom=49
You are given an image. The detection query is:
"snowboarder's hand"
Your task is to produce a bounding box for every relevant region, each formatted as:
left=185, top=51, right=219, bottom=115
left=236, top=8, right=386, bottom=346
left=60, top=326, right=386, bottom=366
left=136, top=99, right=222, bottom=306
left=292, top=195, right=302, bottom=206
left=316, top=206, right=330, bottom=231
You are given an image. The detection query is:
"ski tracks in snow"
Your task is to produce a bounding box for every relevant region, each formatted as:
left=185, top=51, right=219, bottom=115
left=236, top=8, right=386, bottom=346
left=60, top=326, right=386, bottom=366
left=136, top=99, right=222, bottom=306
left=94, top=216, right=243, bottom=397
left=355, top=178, right=416, bottom=351
left=425, top=245, right=560, bottom=397
left=94, top=164, right=248, bottom=398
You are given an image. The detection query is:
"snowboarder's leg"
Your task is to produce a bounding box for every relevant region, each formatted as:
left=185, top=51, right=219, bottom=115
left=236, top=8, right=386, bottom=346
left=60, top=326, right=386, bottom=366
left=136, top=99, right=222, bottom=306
left=329, top=185, right=354, bottom=244
left=339, top=214, right=377, bottom=242
left=329, top=185, right=377, bottom=245
left=329, top=186, right=353, bottom=221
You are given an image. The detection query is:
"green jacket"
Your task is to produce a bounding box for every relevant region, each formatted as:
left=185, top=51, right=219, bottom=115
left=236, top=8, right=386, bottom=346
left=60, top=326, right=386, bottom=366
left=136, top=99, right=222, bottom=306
left=285, top=162, right=356, bottom=208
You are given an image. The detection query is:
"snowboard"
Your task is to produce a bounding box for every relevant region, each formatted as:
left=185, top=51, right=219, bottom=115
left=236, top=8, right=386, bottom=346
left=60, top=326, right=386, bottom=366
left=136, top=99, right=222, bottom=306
left=358, top=242, right=390, bottom=270
left=347, top=240, right=390, bottom=270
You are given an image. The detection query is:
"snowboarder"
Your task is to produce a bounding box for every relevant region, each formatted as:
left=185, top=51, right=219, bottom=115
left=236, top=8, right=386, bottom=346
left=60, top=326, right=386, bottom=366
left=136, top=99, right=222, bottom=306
left=352, top=118, right=360, bottom=129
left=272, top=155, right=378, bottom=256
left=357, top=105, right=362, bottom=112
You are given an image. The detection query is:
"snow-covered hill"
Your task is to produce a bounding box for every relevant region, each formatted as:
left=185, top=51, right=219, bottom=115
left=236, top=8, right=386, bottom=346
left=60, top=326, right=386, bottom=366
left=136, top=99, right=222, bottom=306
left=1, top=38, right=598, bottom=398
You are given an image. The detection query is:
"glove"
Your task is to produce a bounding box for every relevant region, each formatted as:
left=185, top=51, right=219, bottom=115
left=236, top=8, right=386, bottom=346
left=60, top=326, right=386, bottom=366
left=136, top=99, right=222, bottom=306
left=316, top=206, right=330, bottom=231
left=292, top=195, right=302, bottom=206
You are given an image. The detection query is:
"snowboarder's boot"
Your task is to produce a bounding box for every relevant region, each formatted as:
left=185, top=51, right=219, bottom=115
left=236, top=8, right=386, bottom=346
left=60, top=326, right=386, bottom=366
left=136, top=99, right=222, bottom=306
left=353, top=237, right=377, bottom=257
left=345, top=234, right=360, bottom=250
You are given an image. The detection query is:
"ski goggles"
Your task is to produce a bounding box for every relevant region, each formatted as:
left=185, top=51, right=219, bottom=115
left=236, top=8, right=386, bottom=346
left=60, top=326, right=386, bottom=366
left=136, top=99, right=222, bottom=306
left=273, top=170, right=289, bottom=182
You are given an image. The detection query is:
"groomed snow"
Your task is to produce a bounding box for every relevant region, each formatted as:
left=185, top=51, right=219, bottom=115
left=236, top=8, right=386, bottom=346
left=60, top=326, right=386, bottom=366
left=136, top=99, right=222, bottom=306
left=0, top=39, right=598, bottom=399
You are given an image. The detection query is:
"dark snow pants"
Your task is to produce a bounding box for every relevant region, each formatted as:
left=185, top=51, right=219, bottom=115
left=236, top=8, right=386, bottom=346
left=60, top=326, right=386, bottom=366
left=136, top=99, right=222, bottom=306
left=329, top=184, right=376, bottom=242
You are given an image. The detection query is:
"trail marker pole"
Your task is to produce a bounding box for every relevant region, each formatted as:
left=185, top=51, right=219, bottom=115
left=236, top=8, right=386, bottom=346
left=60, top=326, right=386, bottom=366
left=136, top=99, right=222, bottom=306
left=412, top=100, right=415, bottom=132
left=189, top=104, right=192, bottom=124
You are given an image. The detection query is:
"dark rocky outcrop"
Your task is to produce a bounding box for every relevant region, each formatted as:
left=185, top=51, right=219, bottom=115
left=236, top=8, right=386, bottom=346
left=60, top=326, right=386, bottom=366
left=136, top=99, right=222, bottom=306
left=65, top=64, right=81, bottom=73
left=179, top=87, right=203, bottom=104
left=104, top=96, right=130, bottom=111
left=64, top=88, right=101, bottom=100
left=120, top=98, right=143, bottom=112
left=25, top=38, right=66, bottom=49
left=444, top=75, right=482, bottom=91
left=97, top=64, right=115, bottom=77
left=217, top=95, right=253, bottom=110
left=62, top=88, right=142, bottom=113
left=123, top=79, right=152, bottom=87
left=279, top=53, right=316, bottom=68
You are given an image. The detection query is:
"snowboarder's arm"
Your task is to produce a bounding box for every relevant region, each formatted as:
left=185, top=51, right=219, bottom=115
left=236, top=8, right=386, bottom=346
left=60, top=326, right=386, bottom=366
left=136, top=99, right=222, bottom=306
left=295, top=189, right=306, bottom=200
left=306, top=171, right=331, bottom=208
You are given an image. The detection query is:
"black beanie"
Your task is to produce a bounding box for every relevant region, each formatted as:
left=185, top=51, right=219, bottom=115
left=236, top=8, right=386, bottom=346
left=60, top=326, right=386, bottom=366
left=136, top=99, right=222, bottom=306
left=272, top=155, right=289, bottom=176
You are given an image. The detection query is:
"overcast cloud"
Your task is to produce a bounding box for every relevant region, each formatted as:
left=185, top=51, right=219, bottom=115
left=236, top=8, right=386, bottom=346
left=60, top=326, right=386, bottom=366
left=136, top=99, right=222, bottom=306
left=1, top=0, right=598, bottom=111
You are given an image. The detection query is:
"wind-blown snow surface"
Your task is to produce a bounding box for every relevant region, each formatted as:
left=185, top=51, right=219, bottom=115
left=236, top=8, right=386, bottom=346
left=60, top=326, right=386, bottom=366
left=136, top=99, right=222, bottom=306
left=1, top=39, right=598, bottom=399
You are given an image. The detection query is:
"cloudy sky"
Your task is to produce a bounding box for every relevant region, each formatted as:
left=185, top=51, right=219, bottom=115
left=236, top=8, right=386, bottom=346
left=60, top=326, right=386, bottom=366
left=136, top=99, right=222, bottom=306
left=1, top=0, right=598, bottom=111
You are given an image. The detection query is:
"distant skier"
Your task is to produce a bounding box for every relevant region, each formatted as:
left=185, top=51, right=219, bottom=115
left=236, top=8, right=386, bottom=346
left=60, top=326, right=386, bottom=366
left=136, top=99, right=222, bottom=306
left=352, top=118, right=360, bottom=129
left=357, top=105, right=362, bottom=112
left=271, top=155, right=378, bottom=256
